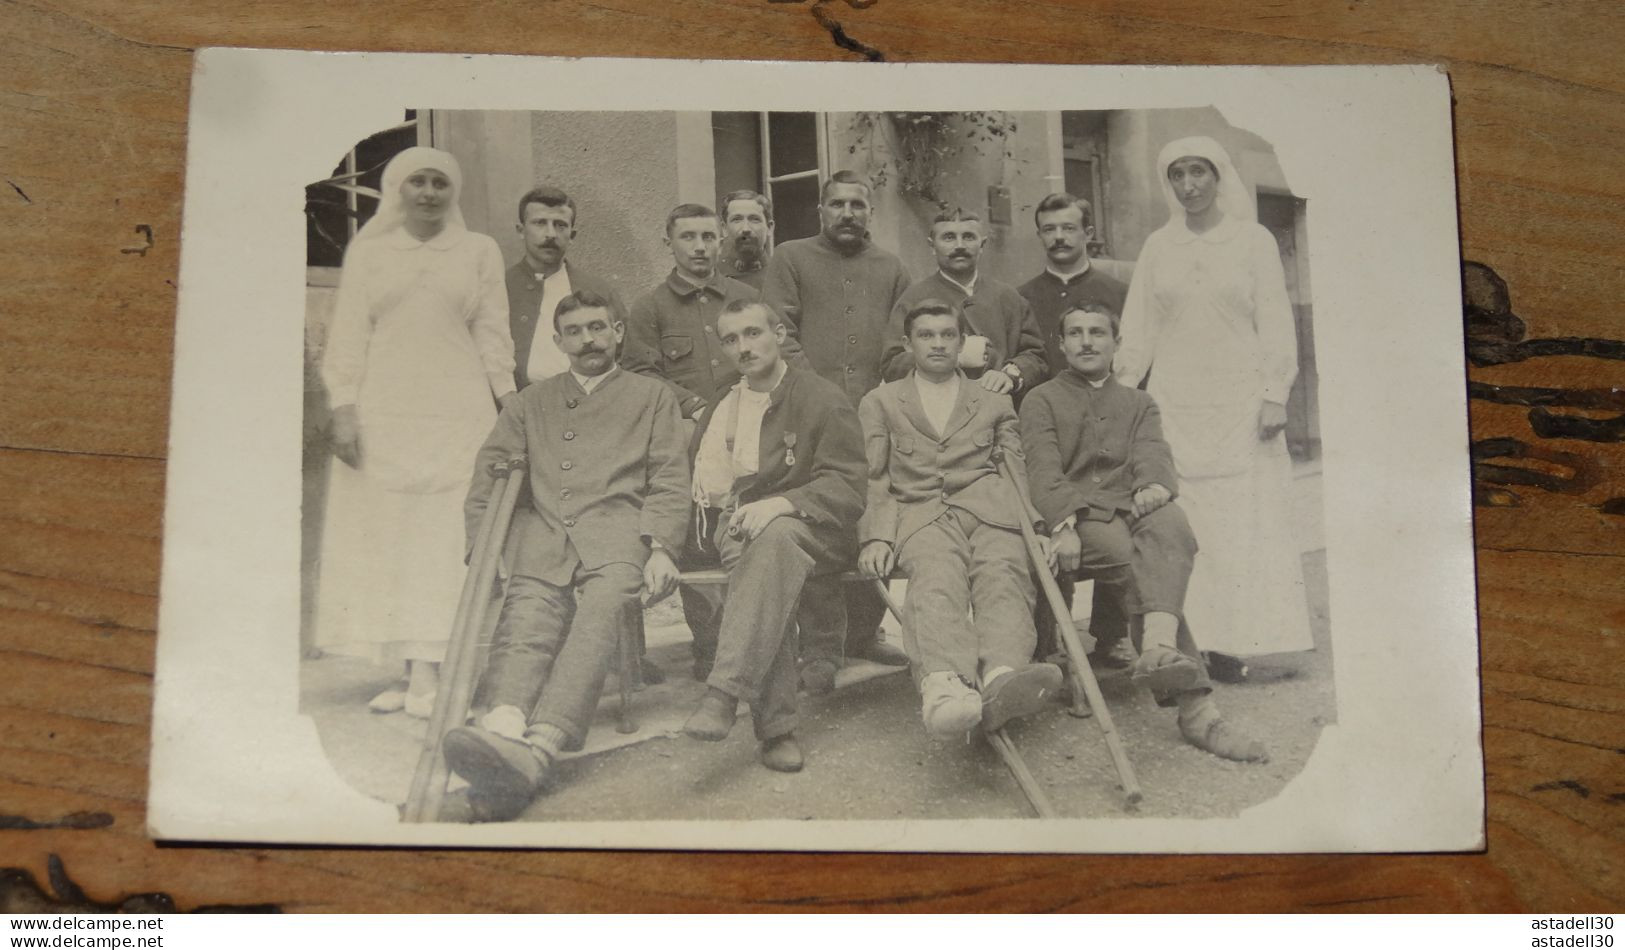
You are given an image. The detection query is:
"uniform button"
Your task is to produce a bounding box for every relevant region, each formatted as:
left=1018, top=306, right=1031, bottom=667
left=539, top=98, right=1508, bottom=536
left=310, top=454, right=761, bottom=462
left=1060, top=291, right=1068, bottom=298
left=561, top=488, right=572, bottom=498
left=566, top=399, right=579, bottom=409
left=564, top=518, right=576, bottom=527
left=844, top=278, right=852, bottom=285
left=705, top=326, right=714, bottom=334
left=845, top=366, right=854, bottom=374
left=561, top=460, right=573, bottom=470
left=1091, top=476, right=1101, bottom=483
left=845, top=306, right=855, bottom=314
left=564, top=430, right=576, bottom=440
left=697, top=293, right=707, bottom=303
left=711, top=358, right=720, bottom=366
left=848, top=334, right=858, bottom=344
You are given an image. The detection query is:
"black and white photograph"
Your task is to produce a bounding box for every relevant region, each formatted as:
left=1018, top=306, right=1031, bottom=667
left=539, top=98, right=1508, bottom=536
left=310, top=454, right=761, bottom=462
left=152, top=52, right=1481, bottom=850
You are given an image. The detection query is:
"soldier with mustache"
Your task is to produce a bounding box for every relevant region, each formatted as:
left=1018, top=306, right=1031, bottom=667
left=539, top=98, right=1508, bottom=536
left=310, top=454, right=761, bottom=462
left=761, top=170, right=913, bottom=690
left=506, top=186, right=627, bottom=390
left=443, top=290, right=692, bottom=821
left=716, top=190, right=774, bottom=291
left=623, top=203, right=763, bottom=422
left=1016, top=193, right=1127, bottom=389
left=1017, top=193, right=1133, bottom=670
left=880, top=209, right=1048, bottom=400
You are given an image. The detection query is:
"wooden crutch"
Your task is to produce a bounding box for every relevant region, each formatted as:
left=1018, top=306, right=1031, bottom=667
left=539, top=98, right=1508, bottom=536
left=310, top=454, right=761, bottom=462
left=994, top=451, right=1142, bottom=807
left=402, top=456, right=527, bottom=824
left=868, top=580, right=1059, bottom=820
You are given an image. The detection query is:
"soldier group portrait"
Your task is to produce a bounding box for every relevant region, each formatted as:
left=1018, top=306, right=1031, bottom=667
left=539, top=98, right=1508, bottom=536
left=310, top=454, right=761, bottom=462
left=304, top=125, right=1318, bottom=824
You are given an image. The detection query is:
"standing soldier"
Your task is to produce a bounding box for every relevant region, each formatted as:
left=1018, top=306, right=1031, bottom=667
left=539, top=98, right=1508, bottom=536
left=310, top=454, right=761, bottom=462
left=762, top=170, right=913, bottom=687
left=623, top=203, right=760, bottom=420
left=506, top=186, right=627, bottom=390
left=881, top=209, right=1048, bottom=399
left=717, top=190, right=775, bottom=290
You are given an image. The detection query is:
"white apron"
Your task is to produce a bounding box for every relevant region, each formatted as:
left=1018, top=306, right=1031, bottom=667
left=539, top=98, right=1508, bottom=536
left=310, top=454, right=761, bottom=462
left=314, top=230, right=508, bottom=664
left=1122, top=220, right=1313, bottom=656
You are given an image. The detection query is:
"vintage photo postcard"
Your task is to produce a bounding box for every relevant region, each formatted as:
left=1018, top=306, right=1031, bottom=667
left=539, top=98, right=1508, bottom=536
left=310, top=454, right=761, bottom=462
left=151, top=49, right=1482, bottom=851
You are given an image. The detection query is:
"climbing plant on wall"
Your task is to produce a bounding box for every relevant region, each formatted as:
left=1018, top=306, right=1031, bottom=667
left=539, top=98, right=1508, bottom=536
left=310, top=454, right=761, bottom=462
left=845, top=111, right=1017, bottom=208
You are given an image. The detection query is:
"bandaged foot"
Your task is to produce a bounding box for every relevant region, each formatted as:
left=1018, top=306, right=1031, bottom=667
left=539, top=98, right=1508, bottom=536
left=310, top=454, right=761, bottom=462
left=1131, top=645, right=1202, bottom=696
left=1176, top=692, right=1268, bottom=763
left=920, top=671, right=982, bottom=738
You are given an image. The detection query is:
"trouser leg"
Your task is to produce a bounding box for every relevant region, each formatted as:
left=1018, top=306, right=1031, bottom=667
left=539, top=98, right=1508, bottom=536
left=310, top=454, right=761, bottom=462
left=1088, top=582, right=1129, bottom=650
left=677, top=533, right=723, bottom=672
left=528, top=562, right=644, bottom=745
left=471, top=573, right=574, bottom=715
left=966, top=519, right=1038, bottom=676
left=1034, top=573, right=1072, bottom=660
left=1126, top=503, right=1211, bottom=704
left=710, top=518, right=839, bottom=740
left=794, top=575, right=848, bottom=667
left=894, top=512, right=977, bottom=682
left=1073, top=514, right=1137, bottom=631
left=841, top=582, right=888, bottom=657
left=796, top=576, right=849, bottom=668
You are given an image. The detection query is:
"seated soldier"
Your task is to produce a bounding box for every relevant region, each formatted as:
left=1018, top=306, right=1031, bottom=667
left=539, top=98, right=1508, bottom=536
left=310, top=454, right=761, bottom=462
left=443, top=291, right=692, bottom=820
left=681, top=300, right=867, bottom=772
left=857, top=299, right=1061, bottom=738
left=1019, top=302, right=1268, bottom=762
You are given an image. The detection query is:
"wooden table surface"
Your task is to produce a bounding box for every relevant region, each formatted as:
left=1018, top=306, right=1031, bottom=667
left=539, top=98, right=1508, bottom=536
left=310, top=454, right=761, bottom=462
left=1, top=0, right=1620, bottom=912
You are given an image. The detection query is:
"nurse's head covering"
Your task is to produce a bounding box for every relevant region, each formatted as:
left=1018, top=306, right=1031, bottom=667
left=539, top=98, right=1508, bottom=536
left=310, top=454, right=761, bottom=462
left=353, top=145, right=467, bottom=244
left=1154, top=135, right=1253, bottom=225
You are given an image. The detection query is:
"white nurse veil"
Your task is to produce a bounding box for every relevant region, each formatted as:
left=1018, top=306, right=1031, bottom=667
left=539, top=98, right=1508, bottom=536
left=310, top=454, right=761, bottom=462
left=352, top=145, right=468, bottom=244
left=1154, top=135, right=1254, bottom=226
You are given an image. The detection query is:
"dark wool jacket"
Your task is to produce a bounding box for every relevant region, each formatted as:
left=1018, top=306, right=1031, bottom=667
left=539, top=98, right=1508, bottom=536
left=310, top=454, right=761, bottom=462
left=622, top=269, right=760, bottom=417
left=688, top=362, right=866, bottom=535
left=881, top=271, right=1049, bottom=390
left=466, top=368, right=691, bottom=584
left=504, top=259, right=627, bottom=390
left=1018, top=369, right=1178, bottom=528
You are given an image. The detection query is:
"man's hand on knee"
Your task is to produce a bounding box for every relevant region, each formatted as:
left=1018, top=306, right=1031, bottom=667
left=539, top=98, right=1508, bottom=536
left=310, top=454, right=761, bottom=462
left=1132, top=484, right=1172, bottom=519
left=643, top=548, right=680, bottom=604
left=858, top=540, right=895, bottom=579
left=727, top=497, right=796, bottom=541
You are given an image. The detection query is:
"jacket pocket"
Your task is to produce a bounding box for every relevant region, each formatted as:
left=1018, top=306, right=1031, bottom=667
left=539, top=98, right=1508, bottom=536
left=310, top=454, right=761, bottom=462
left=892, top=435, right=914, bottom=454
left=973, top=429, right=994, bottom=448
left=661, top=334, right=695, bottom=362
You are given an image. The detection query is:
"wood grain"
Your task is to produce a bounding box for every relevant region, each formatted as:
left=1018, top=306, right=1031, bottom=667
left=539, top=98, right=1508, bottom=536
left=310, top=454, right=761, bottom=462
left=2, top=0, right=1622, bottom=912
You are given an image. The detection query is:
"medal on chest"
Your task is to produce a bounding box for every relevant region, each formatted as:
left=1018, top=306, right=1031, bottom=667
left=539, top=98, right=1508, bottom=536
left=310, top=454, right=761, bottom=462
left=782, top=432, right=797, bottom=468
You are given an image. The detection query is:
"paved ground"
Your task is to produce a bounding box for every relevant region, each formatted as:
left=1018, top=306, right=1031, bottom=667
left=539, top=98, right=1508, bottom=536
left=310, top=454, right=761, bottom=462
left=301, top=465, right=1330, bottom=822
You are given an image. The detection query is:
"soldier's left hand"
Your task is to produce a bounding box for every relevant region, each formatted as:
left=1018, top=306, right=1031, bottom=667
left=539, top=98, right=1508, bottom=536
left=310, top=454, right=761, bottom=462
left=978, top=369, right=1014, bottom=394
left=1132, top=484, right=1172, bottom=518
left=643, top=548, right=680, bottom=604
left=728, top=497, right=796, bottom=541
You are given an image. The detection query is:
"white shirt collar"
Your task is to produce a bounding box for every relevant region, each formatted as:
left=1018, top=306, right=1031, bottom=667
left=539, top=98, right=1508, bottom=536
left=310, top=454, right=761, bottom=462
left=1046, top=258, right=1092, bottom=282
left=937, top=269, right=978, bottom=296
left=572, top=368, right=613, bottom=393
left=913, top=371, right=961, bottom=395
